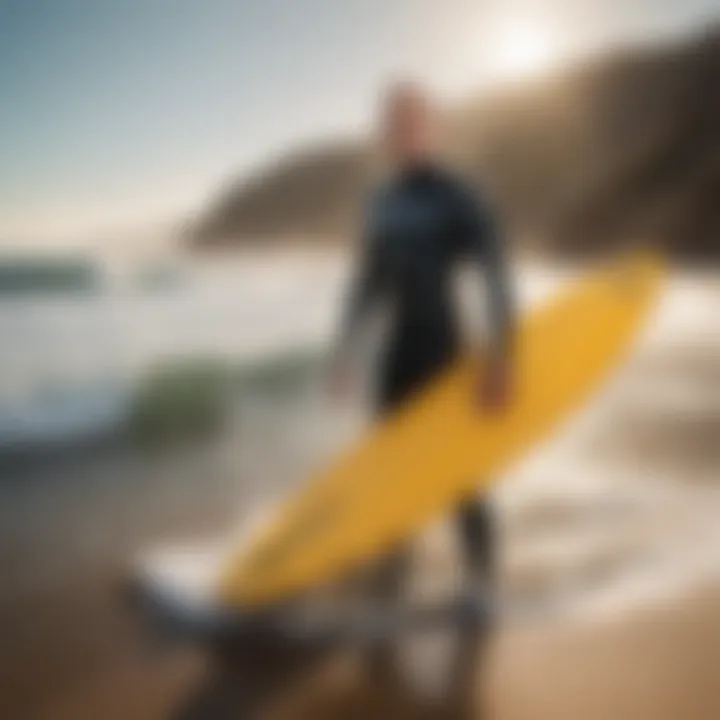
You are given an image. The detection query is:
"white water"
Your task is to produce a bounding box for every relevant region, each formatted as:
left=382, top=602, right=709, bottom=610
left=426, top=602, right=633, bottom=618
left=0, top=253, right=565, bottom=447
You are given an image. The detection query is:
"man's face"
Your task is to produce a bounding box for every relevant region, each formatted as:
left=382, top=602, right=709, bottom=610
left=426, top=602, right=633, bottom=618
left=382, top=87, right=437, bottom=165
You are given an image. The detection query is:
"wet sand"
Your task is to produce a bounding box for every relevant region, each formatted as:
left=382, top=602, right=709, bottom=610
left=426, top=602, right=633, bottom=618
left=0, top=271, right=718, bottom=719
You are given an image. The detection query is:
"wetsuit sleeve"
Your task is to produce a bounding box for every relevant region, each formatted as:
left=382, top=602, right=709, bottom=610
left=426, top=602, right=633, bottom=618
left=334, top=197, right=384, bottom=361
left=455, top=188, right=515, bottom=364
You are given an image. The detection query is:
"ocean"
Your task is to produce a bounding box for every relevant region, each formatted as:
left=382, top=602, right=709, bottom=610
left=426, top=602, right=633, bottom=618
left=0, top=252, right=568, bottom=448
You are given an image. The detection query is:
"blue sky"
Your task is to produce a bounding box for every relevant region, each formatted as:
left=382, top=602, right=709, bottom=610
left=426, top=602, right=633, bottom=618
left=0, top=0, right=717, bottom=244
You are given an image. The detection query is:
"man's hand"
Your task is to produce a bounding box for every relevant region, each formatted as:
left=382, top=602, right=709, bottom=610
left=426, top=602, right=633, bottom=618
left=476, top=358, right=512, bottom=412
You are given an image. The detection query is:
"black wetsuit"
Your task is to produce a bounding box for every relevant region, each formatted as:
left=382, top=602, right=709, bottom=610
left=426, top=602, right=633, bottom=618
left=340, top=162, right=514, bottom=585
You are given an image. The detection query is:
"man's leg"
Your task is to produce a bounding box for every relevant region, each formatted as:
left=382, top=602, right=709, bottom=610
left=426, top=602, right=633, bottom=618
left=365, top=543, right=413, bottom=680
left=448, top=495, right=496, bottom=713
left=456, top=495, right=496, bottom=587
left=364, top=355, right=444, bottom=681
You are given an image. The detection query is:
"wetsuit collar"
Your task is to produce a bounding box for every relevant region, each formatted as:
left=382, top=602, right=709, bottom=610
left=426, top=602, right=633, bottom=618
left=397, top=158, right=443, bottom=185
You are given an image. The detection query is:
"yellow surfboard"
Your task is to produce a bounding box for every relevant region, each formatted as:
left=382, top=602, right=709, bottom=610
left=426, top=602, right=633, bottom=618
left=219, top=254, right=664, bottom=607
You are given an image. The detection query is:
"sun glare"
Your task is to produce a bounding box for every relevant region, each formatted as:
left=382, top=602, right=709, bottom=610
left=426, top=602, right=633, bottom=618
left=485, top=19, right=561, bottom=84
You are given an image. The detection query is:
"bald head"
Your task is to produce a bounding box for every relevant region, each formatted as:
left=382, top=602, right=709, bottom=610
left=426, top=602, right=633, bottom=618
left=380, top=81, right=441, bottom=167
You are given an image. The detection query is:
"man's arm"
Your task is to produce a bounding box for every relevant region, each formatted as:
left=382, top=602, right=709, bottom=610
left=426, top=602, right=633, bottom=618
left=457, top=187, right=516, bottom=406
left=335, top=233, right=381, bottom=360
left=479, top=205, right=514, bottom=368
left=330, top=198, right=383, bottom=392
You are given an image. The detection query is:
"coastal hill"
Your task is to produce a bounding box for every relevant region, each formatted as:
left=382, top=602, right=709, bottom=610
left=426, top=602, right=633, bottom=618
left=191, top=27, right=720, bottom=260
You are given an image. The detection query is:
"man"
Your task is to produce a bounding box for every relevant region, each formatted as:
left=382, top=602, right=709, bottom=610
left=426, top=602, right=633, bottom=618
left=330, top=81, right=515, bottom=688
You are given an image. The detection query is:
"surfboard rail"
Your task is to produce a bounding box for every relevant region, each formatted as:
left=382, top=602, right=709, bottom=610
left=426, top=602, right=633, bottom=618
left=219, top=253, right=666, bottom=607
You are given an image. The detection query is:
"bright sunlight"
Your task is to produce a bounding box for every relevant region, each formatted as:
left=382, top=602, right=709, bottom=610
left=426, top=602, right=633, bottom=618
left=483, top=18, right=562, bottom=84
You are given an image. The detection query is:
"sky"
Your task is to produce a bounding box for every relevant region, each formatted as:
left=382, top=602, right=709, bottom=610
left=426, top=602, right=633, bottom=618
left=0, top=0, right=717, bottom=246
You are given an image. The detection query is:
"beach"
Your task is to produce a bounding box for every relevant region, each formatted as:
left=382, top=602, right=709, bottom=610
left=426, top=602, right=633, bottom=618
left=0, top=263, right=718, bottom=719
